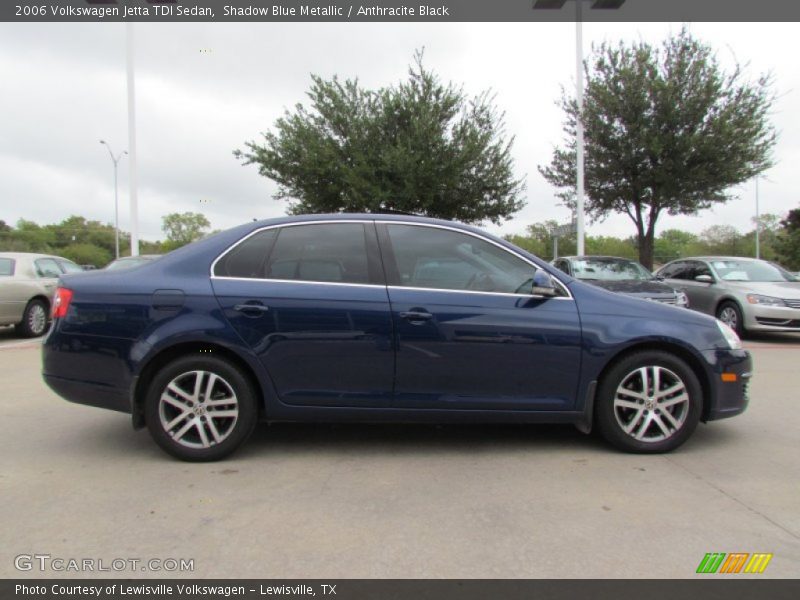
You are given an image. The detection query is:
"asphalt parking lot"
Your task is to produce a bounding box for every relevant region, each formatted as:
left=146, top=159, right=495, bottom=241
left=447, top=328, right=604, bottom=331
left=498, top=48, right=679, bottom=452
left=1, top=326, right=799, bottom=579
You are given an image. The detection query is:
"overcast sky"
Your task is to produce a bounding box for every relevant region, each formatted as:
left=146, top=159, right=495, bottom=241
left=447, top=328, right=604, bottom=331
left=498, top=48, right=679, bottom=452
left=1, top=21, right=798, bottom=243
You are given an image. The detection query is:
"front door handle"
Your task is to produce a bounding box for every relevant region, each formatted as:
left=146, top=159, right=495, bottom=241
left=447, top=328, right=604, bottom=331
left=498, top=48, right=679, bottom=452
left=399, top=310, right=433, bottom=323
left=234, top=303, right=270, bottom=316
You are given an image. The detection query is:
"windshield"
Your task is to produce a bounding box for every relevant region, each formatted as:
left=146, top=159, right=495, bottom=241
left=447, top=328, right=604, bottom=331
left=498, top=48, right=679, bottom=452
left=711, top=260, right=799, bottom=283
left=571, top=258, right=653, bottom=281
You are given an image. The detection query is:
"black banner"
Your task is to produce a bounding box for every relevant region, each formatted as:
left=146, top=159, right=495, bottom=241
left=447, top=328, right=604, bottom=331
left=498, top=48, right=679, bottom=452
left=4, top=0, right=800, bottom=23
left=5, top=580, right=800, bottom=600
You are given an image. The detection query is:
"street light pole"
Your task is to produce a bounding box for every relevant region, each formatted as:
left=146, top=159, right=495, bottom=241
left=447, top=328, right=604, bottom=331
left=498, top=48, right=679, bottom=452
left=755, top=176, right=760, bottom=260
left=575, top=0, right=585, bottom=255
left=533, top=0, right=627, bottom=256
left=126, top=22, right=140, bottom=257
left=100, top=140, right=127, bottom=259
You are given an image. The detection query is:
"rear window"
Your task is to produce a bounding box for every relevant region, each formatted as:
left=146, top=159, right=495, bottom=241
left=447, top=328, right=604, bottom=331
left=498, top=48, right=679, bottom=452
left=34, top=258, right=62, bottom=278
left=0, top=258, right=14, bottom=276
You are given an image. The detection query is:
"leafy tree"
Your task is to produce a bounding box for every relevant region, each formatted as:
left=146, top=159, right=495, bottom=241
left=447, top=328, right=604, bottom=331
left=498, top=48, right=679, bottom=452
left=161, top=212, right=210, bottom=250
left=586, top=236, right=637, bottom=260
left=539, top=27, right=776, bottom=269
left=59, top=243, right=113, bottom=268
left=775, top=207, right=800, bottom=270
left=654, top=229, right=699, bottom=263
left=235, top=51, right=525, bottom=225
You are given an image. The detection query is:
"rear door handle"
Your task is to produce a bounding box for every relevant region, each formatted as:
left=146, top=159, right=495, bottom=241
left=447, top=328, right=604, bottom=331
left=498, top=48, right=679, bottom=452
left=234, top=303, right=270, bottom=315
left=399, top=310, right=433, bottom=323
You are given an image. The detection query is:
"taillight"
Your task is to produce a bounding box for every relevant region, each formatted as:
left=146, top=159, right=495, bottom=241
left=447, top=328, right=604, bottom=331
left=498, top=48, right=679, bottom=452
left=52, top=287, right=73, bottom=319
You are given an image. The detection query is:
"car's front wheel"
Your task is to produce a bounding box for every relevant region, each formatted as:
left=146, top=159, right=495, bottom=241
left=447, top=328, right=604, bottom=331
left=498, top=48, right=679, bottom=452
left=145, top=355, right=258, bottom=461
left=595, top=351, right=702, bottom=453
left=15, top=298, right=49, bottom=338
left=717, top=301, right=745, bottom=337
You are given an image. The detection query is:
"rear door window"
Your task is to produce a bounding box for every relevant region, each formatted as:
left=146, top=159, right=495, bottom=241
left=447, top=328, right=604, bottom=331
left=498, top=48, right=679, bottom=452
left=0, top=258, right=14, bottom=276
left=265, top=223, right=372, bottom=285
left=213, top=229, right=278, bottom=278
left=34, top=258, right=62, bottom=278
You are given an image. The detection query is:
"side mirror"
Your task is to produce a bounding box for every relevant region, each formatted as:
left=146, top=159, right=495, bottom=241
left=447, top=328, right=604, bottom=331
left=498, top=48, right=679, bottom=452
left=695, top=274, right=714, bottom=284
left=531, top=270, right=557, bottom=297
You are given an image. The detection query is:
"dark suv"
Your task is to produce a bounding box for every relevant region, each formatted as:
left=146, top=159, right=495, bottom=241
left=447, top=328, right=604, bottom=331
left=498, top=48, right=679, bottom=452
left=42, top=215, right=751, bottom=461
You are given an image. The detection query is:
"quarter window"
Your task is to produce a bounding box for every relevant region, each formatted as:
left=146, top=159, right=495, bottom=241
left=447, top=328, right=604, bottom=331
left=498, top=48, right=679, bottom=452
left=385, top=224, right=537, bottom=294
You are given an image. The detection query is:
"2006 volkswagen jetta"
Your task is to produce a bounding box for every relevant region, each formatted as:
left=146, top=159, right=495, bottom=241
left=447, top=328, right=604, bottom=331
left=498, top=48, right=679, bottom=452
left=42, top=215, right=751, bottom=461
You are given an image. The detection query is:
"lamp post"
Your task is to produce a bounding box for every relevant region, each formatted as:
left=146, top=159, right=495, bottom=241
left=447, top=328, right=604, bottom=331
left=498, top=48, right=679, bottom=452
left=100, top=140, right=127, bottom=259
left=533, top=0, right=627, bottom=255
left=755, top=176, right=760, bottom=260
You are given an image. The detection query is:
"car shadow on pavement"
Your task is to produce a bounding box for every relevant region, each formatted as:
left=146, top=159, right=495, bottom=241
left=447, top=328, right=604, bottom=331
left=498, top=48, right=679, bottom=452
left=743, top=331, right=800, bottom=346
left=241, top=422, right=610, bottom=458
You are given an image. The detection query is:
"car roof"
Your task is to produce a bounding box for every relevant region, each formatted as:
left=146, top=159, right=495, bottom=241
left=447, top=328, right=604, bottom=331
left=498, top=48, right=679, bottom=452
left=559, top=255, right=638, bottom=261
left=0, top=251, right=73, bottom=261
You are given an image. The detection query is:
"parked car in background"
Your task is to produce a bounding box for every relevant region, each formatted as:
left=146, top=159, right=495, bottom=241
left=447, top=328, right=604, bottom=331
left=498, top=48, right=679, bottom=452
left=0, top=252, right=83, bottom=337
left=43, top=215, right=751, bottom=461
left=104, top=254, right=162, bottom=271
left=655, top=257, right=800, bottom=336
left=552, top=256, right=689, bottom=308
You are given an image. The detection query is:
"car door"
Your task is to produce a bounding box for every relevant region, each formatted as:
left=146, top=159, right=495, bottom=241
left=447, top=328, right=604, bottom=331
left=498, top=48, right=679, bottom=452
left=682, top=260, right=720, bottom=314
left=378, top=222, right=582, bottom=411
left=211, top=221, right=395, bottom=408
left=0, top=257, right=19, bottom=322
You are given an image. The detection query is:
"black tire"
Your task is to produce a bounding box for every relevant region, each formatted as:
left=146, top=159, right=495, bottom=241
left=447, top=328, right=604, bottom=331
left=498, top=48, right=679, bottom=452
left=716, top=301, right=746, bottom=337
left=595, top=351, right=702, bottom=454
left=15, top=298, right=49, bottom=338
left=145, top=355, right=258, bottom=461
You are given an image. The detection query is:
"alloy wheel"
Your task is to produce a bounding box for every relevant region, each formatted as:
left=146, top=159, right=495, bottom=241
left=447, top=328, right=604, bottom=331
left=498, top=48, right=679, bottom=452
left=718, top=306, right=738, bottom=330
left=613, top=365, right=690, bottom=443
left=28, top=303, right=47, bottom=335
left=158, top=370, right=239, bottom=449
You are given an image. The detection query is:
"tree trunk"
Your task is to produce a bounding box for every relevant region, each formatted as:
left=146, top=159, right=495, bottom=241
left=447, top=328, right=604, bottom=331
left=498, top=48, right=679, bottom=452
left=638, top=232, right=655, bottom=270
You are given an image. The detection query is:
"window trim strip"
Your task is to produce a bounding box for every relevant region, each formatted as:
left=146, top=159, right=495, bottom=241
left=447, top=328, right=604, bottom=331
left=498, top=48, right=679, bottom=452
left=209, top=218, right=573, bottom=300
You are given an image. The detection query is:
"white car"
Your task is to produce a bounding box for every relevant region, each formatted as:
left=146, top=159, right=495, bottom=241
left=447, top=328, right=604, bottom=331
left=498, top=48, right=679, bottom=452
left=0, top=252, right=82, bottom=337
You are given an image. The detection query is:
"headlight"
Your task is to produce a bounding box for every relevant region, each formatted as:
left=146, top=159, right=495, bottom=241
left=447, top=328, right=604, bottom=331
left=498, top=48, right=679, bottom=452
left=675, top=291, right=689, bottom=308
left=746, top=294, right=786, bottom=307
left=716, top=319, right=742, bottom=350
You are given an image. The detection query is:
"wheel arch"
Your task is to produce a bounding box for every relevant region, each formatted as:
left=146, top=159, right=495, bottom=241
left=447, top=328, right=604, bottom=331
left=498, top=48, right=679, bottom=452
left=715, top=296, right=743, bottom=316
left=593, top=341, right=713, bottom=423
left=131, top=341, right=266, bottom=429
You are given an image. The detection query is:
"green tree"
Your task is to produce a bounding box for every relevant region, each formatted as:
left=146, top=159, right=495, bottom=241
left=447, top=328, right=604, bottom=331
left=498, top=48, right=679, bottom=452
left=654, top=229, right=700, bottom=263
left=59, top=243, right=113, bottom=268
left=539, top=27, right=776, bottom=269
left=775, top=207, right=800, bottom=270
left=235, top=51, right=525, bottom=225
left=161, top=212, right=210, bottom=250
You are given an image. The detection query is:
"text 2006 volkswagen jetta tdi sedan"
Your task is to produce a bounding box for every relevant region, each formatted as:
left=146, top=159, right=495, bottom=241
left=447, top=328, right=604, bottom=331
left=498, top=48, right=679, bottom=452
left=42, top=215, right=751, bottom=461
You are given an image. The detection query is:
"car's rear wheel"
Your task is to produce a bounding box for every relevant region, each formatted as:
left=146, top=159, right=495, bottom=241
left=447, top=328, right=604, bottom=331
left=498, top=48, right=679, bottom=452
left=716, top=301, right=745, bottom=337
left=145, top=355, right=258, bottom=461
left=595, top=351, right=702, bottom=453
left=15, top=299, right=48, bottom=338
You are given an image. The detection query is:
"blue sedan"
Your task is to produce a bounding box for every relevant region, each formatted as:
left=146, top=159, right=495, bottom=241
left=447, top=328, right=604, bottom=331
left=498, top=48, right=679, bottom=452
left=42, top=215, right=751, bottom=460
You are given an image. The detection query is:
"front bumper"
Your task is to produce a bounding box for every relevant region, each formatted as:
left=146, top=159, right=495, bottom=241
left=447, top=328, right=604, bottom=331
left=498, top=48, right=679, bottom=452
left=744, top=304, right=800, bottom=332
left=702, top=348, right=753, bottom=421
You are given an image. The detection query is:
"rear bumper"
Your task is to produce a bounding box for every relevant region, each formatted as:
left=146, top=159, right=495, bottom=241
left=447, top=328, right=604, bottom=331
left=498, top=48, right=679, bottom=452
left=702, top=348, right=753, bottom=421
left=43, top=373, right=131, bottom=414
